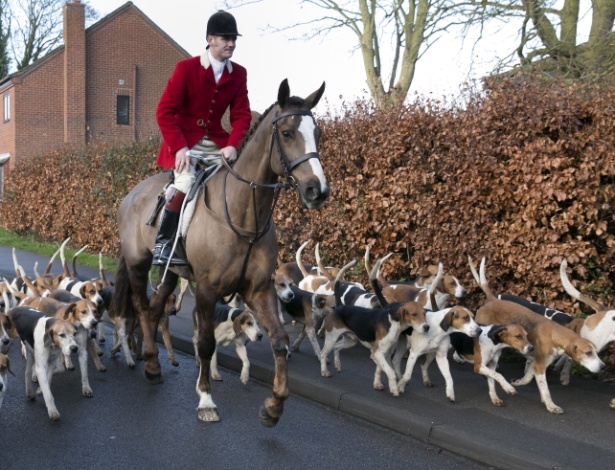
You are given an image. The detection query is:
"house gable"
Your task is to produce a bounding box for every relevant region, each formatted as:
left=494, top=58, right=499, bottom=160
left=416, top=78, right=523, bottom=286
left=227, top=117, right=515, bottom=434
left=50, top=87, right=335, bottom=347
left=0, top=0, right=191, bottom=168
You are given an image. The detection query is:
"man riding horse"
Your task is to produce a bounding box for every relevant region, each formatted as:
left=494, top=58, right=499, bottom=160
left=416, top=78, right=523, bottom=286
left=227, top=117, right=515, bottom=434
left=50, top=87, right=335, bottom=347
left=112, top=9, right=330, bottom=425
left=154, top=10, right=252, bottom=267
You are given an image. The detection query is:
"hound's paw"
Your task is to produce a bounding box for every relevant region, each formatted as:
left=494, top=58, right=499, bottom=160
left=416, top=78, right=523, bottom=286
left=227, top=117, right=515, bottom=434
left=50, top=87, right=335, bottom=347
left=452, top=352, right=466, bottom=364
left=492, top=399, right=504, bottom=407
left=503, top=385, right=517, bottom=395
left=610, top=398, right=615, bottom=409
left=423, top=380, right=434, bottom=388
left=170, top=358, right=179, bottom=367
left=48, top=410, right=61, bottom=421
left=321, top=370, right=331, bottom=378
left=547, top=404, right=564, bottom=414
left=447, top=395, right=456, bottom=403
left=211, top=373, right=223, bottom=381
left=373, top=383, right=384, bottom=391
left=82, top=387, right=94, bottom=398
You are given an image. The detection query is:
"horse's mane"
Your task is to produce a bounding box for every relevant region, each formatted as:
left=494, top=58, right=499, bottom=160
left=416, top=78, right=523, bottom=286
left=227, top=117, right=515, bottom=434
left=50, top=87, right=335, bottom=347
left=237, top=101, right=277, bottom=156
left=236, top=96, right=306, bottom=156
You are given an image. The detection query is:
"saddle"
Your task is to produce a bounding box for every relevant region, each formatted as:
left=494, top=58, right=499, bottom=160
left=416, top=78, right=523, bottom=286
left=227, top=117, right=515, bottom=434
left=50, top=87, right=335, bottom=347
left=145, top=164, right=221, bottom=229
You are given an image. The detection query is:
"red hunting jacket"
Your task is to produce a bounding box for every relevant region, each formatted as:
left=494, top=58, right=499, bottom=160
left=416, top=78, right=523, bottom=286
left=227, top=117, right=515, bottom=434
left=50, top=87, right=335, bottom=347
left=156, top=54, right=252, bottom=169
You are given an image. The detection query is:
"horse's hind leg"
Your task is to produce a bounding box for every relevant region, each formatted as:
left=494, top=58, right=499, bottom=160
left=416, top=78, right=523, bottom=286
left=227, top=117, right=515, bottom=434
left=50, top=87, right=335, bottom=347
left=130, top=262, right=177, bottom=384
left=247, top=287, right=290, bottom=427
left=194, top=281, right=219, bottom=422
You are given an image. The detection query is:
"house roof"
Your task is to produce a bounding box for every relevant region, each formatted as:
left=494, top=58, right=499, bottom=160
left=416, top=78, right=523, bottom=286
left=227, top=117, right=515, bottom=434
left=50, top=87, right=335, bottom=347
left=0, top=1, right=190, bottom=90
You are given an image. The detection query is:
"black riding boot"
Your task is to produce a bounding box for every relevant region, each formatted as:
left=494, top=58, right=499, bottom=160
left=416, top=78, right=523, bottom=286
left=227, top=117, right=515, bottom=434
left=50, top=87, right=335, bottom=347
left=152, top=188, right=187, bottom=266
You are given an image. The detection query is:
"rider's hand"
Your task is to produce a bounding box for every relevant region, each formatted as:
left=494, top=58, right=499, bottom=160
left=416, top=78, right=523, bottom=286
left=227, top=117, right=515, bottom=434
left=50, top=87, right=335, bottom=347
left=175, top=147, right=190, bottom=173
left=220, top=146, right=238, bottom=163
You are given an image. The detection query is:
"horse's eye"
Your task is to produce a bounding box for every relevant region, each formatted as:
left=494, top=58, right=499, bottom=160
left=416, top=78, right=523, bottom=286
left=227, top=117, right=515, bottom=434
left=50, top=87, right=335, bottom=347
left=281, top=130, right=291, bottom=138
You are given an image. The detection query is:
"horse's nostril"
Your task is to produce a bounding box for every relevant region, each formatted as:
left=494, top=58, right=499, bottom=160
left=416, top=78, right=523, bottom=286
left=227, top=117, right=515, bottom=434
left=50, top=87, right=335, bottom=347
left=306, top=186, right=320, bottom=201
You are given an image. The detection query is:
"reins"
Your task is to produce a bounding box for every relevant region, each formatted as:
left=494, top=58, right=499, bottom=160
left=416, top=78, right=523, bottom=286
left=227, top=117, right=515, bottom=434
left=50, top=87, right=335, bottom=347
left=158, top=108, right=322, bottom=301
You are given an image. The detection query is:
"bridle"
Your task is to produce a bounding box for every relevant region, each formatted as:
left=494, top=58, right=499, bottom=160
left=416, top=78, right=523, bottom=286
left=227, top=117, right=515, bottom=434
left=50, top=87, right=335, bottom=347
left=270, top=109, right=321, bottom=189
left=218, top=107, right=322, bottom=302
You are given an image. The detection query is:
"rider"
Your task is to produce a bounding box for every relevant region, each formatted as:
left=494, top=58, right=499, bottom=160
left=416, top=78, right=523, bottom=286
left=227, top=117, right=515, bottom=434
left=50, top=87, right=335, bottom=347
left=153, top=10, right=252, bottom=266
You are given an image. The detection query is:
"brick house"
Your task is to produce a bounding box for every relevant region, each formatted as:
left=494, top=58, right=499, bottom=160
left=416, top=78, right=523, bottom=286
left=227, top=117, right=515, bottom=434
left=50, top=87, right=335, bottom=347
left=0, top=0, right=190, bottom=193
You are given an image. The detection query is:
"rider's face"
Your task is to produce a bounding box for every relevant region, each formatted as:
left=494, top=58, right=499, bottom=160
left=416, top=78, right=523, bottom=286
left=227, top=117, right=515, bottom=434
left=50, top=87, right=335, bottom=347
left=207, top=35, right=236, bottom=62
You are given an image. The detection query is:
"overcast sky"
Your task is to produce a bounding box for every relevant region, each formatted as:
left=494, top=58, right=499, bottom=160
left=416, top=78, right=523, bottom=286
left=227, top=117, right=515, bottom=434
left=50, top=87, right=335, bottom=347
left=88, top=0, right=513, bottom=113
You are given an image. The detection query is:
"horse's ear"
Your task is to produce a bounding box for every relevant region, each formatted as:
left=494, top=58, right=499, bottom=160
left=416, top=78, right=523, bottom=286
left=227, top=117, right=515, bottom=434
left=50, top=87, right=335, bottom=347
left=278, top=79, right=290, bottom=108
left=304, top=81, right=326, bottom=109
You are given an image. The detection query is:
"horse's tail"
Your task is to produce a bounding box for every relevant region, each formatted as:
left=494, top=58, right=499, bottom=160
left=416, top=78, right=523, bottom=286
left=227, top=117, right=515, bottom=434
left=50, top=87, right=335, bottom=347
left=108, top=255, right=134, bottom=320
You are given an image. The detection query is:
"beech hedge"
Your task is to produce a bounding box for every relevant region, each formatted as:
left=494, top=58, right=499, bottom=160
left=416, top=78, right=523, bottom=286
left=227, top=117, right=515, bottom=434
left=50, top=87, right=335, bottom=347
left=1, top=77, right=613, bottom=314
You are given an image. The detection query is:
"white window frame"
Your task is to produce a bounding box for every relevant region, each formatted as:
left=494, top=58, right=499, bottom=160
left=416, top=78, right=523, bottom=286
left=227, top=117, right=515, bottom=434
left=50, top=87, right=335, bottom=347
left=3, top=93, right=10, bottom=122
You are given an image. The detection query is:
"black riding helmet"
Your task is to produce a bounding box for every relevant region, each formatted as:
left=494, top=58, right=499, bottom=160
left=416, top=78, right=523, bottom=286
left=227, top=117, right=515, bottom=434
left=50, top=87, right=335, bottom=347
left=206, top=10, right=242, bottom=37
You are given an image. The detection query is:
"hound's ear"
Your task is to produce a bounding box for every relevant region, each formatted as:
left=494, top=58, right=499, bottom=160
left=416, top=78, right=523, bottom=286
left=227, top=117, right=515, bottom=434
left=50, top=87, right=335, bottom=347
left=489, top=325, right=507, bottom=345
left=80, top=284, right=87, bottom=299
left=64, top=303, right=77, bottom=321
left=7, top=356, right=15, bottom=376
left=278, top=79, right=290, bottom=109
left=439, top=309, right=454, bottom=331
left=417, top=267, right=431, bottom=277
left=304, top=81, right=326, bottom=109
left=44, top=327, right=54, bottom=349
left=315, top=294, right=327, bottom=309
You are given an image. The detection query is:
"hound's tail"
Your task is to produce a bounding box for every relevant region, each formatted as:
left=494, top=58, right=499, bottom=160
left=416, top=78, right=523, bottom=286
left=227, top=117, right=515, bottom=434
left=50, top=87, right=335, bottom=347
left=369, top=253, right=393, bottom=308
left=467, top=256, right=497, bottom=301
left=426, top=263, right=444, bottom=310
left=560, top=259, right=606, bottom=313
left=43, top=238, right=68, bottom=275
left=315, top=243, right=335, bottom=281
left=71, top=245, right=90, bottom=281
left=295, top=241, right=312, bottom=278
left=108, top=255, right=134, bottom=321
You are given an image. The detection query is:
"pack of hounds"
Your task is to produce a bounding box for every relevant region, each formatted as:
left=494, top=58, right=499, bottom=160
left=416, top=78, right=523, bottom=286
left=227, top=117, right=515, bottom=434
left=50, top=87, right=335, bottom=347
left=1, top=238, right=614, bottom=419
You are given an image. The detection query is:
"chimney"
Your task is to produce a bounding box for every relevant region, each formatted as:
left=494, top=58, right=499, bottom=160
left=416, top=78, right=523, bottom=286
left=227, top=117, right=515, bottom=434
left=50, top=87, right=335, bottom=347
left=63, top=0, right=86, bottom=146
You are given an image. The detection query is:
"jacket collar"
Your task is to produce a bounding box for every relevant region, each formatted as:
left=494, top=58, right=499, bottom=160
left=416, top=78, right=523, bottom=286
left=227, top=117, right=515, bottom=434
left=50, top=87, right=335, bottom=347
left=200, top=51, right=233, bottom=74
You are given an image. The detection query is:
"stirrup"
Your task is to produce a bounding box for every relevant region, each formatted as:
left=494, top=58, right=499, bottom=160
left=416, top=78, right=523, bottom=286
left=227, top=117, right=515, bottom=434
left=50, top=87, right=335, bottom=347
left=152, top=243, right=187, bottom=266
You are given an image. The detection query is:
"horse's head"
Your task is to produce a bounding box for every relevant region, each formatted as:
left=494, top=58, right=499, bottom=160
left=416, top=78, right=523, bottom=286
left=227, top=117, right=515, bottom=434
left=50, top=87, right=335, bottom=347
left=271, top=79, right=330, bottom=210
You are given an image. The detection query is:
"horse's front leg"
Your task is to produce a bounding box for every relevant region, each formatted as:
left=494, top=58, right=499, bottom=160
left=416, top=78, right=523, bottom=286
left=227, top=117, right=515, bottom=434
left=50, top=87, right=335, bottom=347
left=247, top=287, right=290, bottom=427
left=194, top=282, right=219, bottom=422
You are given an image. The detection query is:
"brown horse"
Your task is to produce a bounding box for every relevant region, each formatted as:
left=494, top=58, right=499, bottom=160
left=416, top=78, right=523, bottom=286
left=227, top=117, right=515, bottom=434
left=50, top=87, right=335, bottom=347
left=109, top=79, right=329, bottom=426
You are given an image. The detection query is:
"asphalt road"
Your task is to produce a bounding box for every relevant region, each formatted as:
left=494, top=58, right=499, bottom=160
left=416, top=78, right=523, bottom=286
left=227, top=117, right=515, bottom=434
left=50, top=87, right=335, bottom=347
left=2, top=245, right=615, bottom=470
left=0, top=333, right=487, bottom=470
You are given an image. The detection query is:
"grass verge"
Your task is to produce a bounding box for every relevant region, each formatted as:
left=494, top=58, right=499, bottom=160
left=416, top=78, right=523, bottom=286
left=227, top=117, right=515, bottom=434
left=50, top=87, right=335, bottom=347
left=0, top=228, right=119, bottom=274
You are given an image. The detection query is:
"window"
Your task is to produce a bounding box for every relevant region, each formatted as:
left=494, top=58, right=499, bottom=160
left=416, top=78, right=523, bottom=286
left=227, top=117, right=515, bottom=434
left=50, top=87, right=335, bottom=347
left=117, top=95, right=129, bottom=125
left=3, top=93, right=9, bottom=122
left=0, top=153, right=9, bottom=200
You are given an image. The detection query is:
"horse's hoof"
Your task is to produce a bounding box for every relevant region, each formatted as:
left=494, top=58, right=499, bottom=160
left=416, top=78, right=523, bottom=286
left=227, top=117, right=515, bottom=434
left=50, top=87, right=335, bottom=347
left=197, top=407, right=220, bottom=422
left=258, top=406, right=280, bottom=428
left=144, top=370, right=164, bottom=384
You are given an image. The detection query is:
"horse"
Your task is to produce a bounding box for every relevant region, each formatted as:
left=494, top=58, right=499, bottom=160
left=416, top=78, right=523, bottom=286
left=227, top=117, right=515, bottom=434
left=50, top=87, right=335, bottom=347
left=109, top=79, right=330, bottom=426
